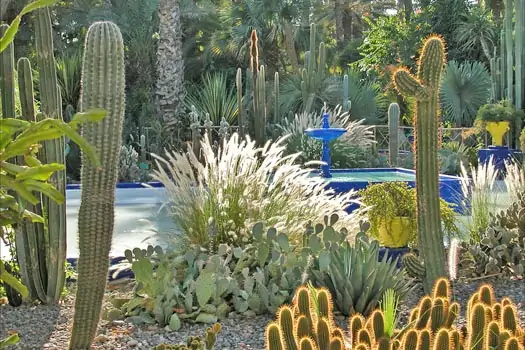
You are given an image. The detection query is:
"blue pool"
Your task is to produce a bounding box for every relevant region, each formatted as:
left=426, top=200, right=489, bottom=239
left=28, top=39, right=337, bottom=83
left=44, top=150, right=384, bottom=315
left=311, top=168, right=465, bottom=214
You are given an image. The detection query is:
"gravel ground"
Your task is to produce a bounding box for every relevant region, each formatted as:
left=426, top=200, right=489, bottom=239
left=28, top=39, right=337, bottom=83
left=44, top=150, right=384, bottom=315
left=1, top=278, right=523, bottom=350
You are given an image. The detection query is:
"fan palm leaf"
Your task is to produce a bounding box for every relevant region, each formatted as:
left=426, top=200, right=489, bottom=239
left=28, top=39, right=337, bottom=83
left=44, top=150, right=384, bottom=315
left=440, top=60, right=491, bottom=126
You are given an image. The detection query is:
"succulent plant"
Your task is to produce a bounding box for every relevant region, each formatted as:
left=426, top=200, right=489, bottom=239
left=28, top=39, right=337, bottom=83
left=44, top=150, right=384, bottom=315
left=392, top=35, right=447, bottom=292
left=309, top=232, right=415, bottom=316
left=153, top=323, right=221, bottom=350
left=464, top=191, right=525, bottom=278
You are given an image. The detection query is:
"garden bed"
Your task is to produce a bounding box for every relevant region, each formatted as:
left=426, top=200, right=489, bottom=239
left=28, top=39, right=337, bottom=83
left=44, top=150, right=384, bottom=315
left=1, top=278, right=523, bottom=349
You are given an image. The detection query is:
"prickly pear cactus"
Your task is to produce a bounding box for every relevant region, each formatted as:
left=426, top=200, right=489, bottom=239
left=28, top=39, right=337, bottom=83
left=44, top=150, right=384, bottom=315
left=465, top=191, right=525, bottom=278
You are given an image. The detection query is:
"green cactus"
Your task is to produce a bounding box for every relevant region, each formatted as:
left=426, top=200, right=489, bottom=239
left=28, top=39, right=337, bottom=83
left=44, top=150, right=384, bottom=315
left=274, top=71, right=280, bottom=123
left=0, top=24, right=15, bottom=118
left=153, top=323, right=221, bottom=349
left=69, top=21, right=126, bottom=349
left=34, top=7, right=67, bottom=303
left=343, top=74, right=350, bottom=112
left=15, top=57, right=49, bottom=303
left=392, top=35, right=447, bottom=292
left=388, top=102, right=400, bottom=167
left=249, top=29, right=267, bottom=146
left=2, top=8, right=68, bottom=304
left=236, top=68, right=245, bottom=137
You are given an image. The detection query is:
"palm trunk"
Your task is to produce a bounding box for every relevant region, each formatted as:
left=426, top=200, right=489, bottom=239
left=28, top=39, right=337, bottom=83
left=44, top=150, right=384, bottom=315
left=335, top=0, right=345, bottom=45
left=156, top=0, right=185, bottom=136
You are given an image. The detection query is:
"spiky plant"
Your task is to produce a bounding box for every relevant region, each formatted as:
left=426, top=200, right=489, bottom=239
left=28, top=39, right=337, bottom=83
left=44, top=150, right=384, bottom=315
left=392, top=35, right=447, bottom=292
left=69, top=21, right=125, bottom=349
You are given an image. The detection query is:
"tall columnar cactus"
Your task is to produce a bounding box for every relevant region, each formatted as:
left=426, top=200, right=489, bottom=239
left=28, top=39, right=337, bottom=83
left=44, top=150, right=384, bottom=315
left=236, top=68, right=245, bottom=138
left=249, top=29, right=267, bottom=146
left=15, top=57, right=49, bottom=303
left=70, top=21, right=125, bottom=349
left=505, top=0, right=514, bottom=105
left=300, top=23, right=326, bottom=113
left=392, top=36, right=447, bottom=292
left=343, top=74, right=350, bottom=112
left=388, top=103, right=400, bottom=167
left=34, top=7, right=67, bottom=303
left=274, top=71, right=280, bottom=123
left=0, top=24, right=15, bottom=118
left=2, top=9, right=67, bottom=304
left=515, top=0, right=523, bottom=112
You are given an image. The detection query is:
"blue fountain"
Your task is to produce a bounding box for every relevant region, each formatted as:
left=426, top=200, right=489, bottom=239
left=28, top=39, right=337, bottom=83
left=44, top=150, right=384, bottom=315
left=304, top=113, right=347, bottom=178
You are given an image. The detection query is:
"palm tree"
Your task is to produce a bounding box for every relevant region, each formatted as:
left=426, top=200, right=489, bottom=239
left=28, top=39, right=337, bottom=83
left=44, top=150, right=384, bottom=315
left=156, top=0, right=185, bottom=137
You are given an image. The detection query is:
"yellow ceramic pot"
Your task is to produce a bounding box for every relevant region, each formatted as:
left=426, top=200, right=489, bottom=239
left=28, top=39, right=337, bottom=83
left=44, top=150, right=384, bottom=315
left=377, top=217, right=413, bottom=248
left=486, top=121, right=510, bottom=146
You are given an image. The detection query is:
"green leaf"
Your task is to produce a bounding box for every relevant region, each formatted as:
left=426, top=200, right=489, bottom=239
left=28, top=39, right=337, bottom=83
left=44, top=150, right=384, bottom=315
left=0, top=175, right=40, bottom=204
left=0, top=333, right=20, bottom=347
left=16, top=163, right=65, bottom=181
left=68, top=109, right=107, bottom=129
left=0, top=263, right=29, bottom=298
left=0, top=0, right=57, bottom=53
left=24, top=179, right=64, bottom=204
left=195, top=272, right=214, bottom=307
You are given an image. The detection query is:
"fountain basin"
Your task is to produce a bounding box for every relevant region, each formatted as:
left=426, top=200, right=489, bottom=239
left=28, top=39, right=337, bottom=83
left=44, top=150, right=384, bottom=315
left=304, top=128, right=347, bottom=141
left=311, top=167, right=466, bottom=214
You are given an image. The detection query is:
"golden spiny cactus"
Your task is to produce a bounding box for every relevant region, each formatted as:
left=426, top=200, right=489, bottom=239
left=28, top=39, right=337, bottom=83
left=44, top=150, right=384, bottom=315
left=266, top=278, right=524, bottom=350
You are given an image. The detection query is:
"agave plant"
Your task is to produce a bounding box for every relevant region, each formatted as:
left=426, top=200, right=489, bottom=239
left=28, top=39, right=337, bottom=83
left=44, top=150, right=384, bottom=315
left=151, top=133, right=365, bottom=250
left=184, top=72, right=238, bottom=124
left=440, top=60, right=492, bottom=127
left=309, top=232, right=414, bottom=316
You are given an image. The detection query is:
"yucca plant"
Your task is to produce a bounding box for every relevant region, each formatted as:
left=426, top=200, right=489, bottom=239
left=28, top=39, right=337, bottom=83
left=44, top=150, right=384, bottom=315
left=184, top=72, right=238, bottom=124
left=440, top=60, right=492, bottom=127
left=55, top=48, right=82, bottom=109
left=380, top=289, right=399, bottom=337
left=151, top=133, right=365, bottom=250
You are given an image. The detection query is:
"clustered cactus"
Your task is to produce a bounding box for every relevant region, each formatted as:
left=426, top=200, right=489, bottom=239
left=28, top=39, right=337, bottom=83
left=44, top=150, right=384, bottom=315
left=70, top=21, right=126, bottom=349
left=392, top=35, right=447, bottom=292
left=465, top=191, right=525, bottom=278
left=153, top=323, right=221, bottom=350
left=265, top=278, right=525, bottom=350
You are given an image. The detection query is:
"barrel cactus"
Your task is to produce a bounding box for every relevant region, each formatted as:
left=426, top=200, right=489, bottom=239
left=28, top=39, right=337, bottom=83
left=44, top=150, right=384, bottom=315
left=70, top=21, right=125, bottom=349
left=392, top=35, right=447, bottom=292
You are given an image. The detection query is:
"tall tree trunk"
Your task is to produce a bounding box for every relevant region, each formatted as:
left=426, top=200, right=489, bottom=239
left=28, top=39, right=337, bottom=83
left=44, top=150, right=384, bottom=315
left=335, top=0, right=345, bottom=45
left=402, top=0, right=413, bottom=22
left=156, top=0, right=185, bottom=137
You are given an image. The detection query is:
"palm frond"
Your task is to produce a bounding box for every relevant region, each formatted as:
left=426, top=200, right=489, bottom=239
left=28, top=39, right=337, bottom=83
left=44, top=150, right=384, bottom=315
left=440, top=60, right=491, bottom=126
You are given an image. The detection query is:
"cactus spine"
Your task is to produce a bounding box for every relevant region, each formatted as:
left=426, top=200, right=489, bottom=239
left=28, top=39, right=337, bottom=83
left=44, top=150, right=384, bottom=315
left=388, top=102, right=400, bottom=167
left=392, top=36, right=447, bottom=292
left=70, top=21, right=125, bottom=349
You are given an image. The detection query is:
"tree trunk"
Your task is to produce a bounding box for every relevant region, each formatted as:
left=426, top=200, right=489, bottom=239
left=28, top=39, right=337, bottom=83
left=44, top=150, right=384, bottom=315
left=335, top=0, right=345, bottom=45
left=156, top=0, right=185, bottom=135
left=402, top=0, right=413, bottom=22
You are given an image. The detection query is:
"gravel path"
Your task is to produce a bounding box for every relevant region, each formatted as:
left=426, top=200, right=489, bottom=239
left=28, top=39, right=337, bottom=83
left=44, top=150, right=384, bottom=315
left=1, top=278, right=523, bottom=349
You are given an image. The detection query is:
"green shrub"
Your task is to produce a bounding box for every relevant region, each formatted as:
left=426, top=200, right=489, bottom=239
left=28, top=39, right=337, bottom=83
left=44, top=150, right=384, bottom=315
left=151, top=133, right=364, bottom=250
left=359, top=182, right=459, bottom=246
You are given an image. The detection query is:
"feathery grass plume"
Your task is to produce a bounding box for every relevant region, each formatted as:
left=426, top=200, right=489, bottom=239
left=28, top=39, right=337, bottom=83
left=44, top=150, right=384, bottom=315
left=151, top=133, right=364, bottom=249
left=504, top=160, right=525, bottom=203
left=447, top=238, right=460, bottom=281
left=459, top=157, right=500, bottom=242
